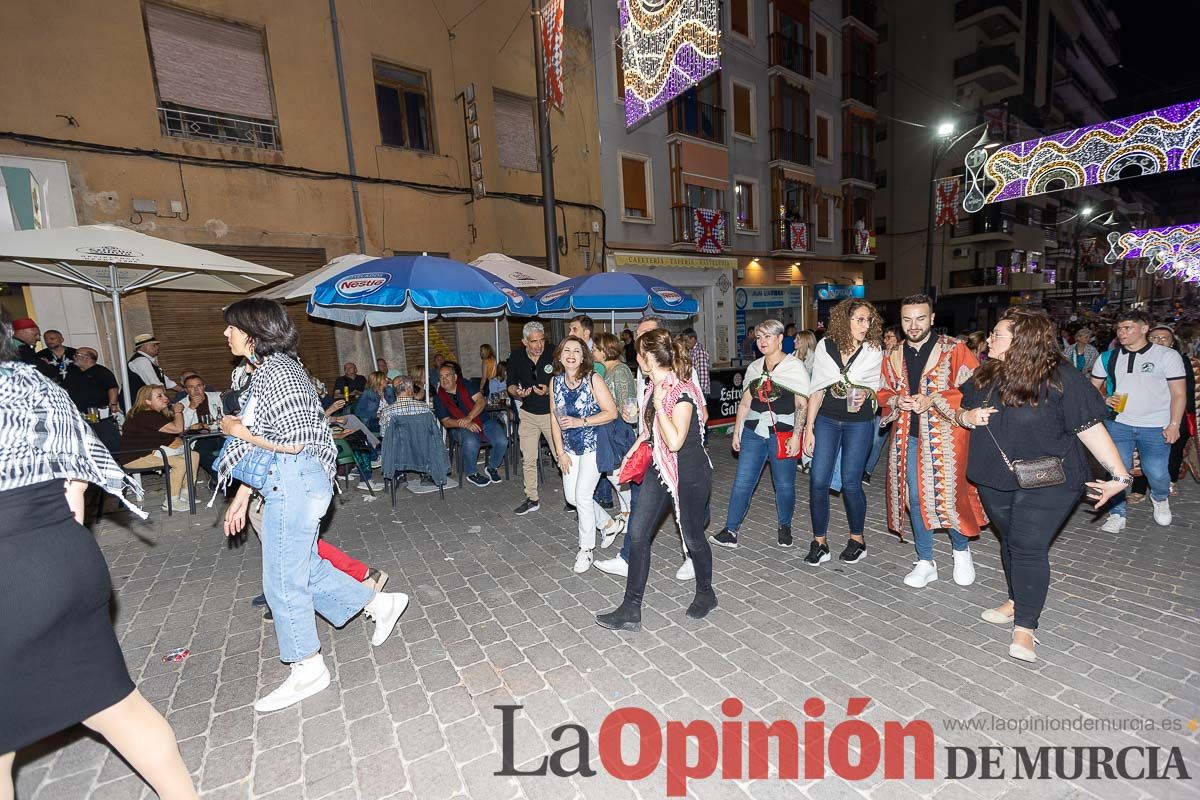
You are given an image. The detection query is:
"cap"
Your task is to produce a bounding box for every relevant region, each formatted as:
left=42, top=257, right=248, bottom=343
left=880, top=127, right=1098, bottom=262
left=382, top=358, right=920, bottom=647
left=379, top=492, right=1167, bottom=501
left=12, top=317, right=38, bottom=332
left=133, top=333, right=158, bottom=346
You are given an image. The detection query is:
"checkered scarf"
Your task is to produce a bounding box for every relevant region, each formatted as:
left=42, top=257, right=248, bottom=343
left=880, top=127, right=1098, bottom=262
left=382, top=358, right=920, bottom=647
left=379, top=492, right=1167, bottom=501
left=0, top=361, right=146, bottom=518
left=217, top=354, right=337, bottom=489
left=644, top=374, right=710, bottom=521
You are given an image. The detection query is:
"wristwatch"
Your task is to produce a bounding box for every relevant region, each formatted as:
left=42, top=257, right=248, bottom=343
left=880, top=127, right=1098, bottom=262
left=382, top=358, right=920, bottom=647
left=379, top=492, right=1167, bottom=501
left=1110, top=474, right=1134, bottom=486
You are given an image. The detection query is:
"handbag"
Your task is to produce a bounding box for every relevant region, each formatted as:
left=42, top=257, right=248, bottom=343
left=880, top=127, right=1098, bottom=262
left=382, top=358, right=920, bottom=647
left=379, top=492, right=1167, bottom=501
left=761, top=376, right=797, bottom=459
left=983, top=426, right=1065, bottom=489
left=618, top=440, right=653, bottom=484
left=216, top=437, right=276, bottom=491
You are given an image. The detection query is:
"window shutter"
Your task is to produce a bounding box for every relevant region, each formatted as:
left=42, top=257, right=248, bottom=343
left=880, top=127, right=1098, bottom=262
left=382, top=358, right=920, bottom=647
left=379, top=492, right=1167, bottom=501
left=816, top=117, right=829, bottom=158
left=494, top=92, right=538, bottom=171
left=815, top=33, right=828, bottom=74
left=733, top=85, right=752, bottom=137
left=146, top=3, right=274, bottom=120
left=621, top=158, right=647, bottom=214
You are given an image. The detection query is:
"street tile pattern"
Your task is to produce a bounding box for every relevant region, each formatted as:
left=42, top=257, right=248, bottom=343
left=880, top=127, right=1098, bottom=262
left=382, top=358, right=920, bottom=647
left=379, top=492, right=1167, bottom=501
left=11, top=446, right=1200, bottom=799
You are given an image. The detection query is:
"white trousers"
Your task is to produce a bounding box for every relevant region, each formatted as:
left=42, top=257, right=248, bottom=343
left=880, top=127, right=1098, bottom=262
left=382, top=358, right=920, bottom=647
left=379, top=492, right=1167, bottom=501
left=562, top=449, right=603, bottom=550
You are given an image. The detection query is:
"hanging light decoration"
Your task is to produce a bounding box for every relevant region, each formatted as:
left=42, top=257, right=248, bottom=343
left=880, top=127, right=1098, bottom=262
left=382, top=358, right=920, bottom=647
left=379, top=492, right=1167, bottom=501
left=1106, top=223, right=1200, bottom=279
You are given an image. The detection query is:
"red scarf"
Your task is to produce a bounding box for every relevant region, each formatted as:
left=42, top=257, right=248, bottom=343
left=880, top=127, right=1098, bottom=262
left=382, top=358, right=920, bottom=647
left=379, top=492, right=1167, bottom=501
left=437, top=381, right=476, bottom=420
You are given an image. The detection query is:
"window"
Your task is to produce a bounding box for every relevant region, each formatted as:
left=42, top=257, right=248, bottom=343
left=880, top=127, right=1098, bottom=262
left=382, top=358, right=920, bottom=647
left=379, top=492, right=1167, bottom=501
left=145, top=3, right=280, bottom=149
left=494, top=91, right=537, bottom=171
left=874, top=261, right=887, bottom=280
left=817, top=196, right=833, bottom=239
left=685, top=184, right=724, bottom=210
left=730, top=0, right=750, bottom=38
left=875, top=216, right=887, bottom=234
left=815, top=113, right=831, bottom=160
left=732, top=81, right=754, bottom=139
left=815, top=31, right=829, bottom=76
left=375, top=62, right=433, bottom=152
left=875, top=169, right=887, bottom=188
left=614, top=31, right=626, bottom=102
left=620, top=154, right=652, bottom=220
left=734, top=179, right=756, bottom=232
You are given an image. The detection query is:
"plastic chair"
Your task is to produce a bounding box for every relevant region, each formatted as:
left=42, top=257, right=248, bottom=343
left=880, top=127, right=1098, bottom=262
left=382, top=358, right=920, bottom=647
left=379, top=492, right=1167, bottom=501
left=106, top=448, right=174, bottom=517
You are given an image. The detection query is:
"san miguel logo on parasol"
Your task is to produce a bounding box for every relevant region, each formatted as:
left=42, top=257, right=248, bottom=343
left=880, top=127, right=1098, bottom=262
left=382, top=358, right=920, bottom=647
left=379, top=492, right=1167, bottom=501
left=335, top=272, right=388, bottom=298
left=651, top=286, right=684, bottom=305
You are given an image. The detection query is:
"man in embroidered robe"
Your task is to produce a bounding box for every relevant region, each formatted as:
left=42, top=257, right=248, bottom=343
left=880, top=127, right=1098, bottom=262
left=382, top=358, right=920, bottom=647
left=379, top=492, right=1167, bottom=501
left=877, top=294, right=987, bottom=588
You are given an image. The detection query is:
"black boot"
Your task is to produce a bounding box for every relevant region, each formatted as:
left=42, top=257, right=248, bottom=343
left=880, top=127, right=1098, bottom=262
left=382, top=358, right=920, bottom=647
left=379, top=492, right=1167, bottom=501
left=251, top=593, right=268, bottom=607
left=596, top=602, right=642, bottom=631
left=686, top=589, right=718, bottom=620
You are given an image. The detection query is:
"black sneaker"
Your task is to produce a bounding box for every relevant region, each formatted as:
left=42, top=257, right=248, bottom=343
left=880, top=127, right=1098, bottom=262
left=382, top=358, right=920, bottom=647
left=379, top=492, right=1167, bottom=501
left=486, top=466, right=502, bottom=483
left=709, top=528, right=738, bottom=549
left=564, top=502, right=575, bottom=513
left=777, top=525, right=793, bottom=548
left=514, top=498, right=540, bottom=515
left=467, top=473, right=491, bottom=487
left=861, top=472, right=872, bottom=485
left=839, top=538, right=867, bottom=563
left=803, top=540, right=831, bottom=566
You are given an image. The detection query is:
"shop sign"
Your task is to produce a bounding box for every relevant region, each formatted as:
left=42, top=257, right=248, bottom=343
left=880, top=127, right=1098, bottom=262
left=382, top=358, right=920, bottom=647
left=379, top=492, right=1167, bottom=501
left=613, top=252, right=738, bottom=270
left=815, top=284, right=865, bottom=301
left=738, top=287, right=803, bottom=310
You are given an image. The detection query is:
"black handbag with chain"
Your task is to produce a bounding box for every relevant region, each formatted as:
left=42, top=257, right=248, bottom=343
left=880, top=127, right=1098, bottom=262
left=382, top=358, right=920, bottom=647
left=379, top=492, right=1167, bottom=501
left=983, top=425, right=1066, bottom=489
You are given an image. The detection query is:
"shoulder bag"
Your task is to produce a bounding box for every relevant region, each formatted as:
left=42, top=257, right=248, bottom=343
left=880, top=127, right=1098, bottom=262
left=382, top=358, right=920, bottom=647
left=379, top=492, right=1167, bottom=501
left=980, top=392, right=1064, bottom=489
left=216, top=437, right=276, bottom=490
left=617, top=440, right=653, bottom=484
left=760, top=373, right=797, bottom=459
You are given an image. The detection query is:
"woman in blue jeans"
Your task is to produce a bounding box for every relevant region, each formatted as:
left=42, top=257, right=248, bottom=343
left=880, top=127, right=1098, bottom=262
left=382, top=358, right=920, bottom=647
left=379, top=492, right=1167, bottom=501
left=218, top=299, right=409, bottom=713
left=803, top=299, right=884, bottom=566
left=710, top=319, right=809, bottom=550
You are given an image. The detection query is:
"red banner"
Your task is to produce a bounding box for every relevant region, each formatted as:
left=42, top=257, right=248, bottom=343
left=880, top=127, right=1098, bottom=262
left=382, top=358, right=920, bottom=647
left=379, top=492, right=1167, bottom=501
left=694, top=208, right=724, bottom=254
left=935, top=177, right=960, bottom=227
left=789, top=221, right=808, bottom=251
left=540, top=0, right=565, bottom=110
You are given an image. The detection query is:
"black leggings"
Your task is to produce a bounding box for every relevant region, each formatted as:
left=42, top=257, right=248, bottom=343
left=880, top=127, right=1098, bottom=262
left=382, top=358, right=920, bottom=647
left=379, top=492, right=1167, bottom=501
left=624, top=464, right=713, bottom=607
left=975, top=484, right=1079, bottom=630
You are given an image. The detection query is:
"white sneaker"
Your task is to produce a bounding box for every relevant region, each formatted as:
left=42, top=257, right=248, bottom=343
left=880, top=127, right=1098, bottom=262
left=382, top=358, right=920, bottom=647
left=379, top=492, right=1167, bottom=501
left=573, top=549, right=594, bottom=574
left=363, top=592, right=409, bottom=646
left=1151, top=497, right=1172, bottom=526
left=903, top=560, right=938, bottom=588
left=675, top=558, right=695, bottom=581
left=951, top=548, right=976, bottom=586
left=1100, top=514, right=1127, bottom=533
left=598, top=516, right=625, bottom=549
left=357, top=480, right=378, bottom=492
left=594, top=556, right=628, bottom=577
left=254, top=655, right=330, bottom=713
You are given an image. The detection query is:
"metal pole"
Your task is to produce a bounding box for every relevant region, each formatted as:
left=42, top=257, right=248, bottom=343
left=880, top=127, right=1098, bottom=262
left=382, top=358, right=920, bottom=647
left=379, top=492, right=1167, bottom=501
left=1118, top=263, right=1126, bottom=313
left=531, top=0, right=560, bottom=273
left=1070, top=219, right=1082, bottom=313
left=423, top=310, right=431, bottom=407
left=494, top=317, right=501, bottom=358
left=923, top=143, right=940, bottom=296
left=329, top=0, right=367, bottom=254
left=109, top=264, right=131, bottom=411
left=365, top=320, right=378, bottom=365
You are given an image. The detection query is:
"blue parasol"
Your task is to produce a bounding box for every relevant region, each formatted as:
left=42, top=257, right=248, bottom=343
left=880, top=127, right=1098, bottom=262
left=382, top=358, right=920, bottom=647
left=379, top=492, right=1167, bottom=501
left=533, top=271, right=698, bottom=320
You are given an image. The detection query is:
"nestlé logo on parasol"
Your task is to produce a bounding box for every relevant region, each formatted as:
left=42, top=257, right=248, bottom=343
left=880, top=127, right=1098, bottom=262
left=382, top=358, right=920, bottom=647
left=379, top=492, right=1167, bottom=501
left=336, top=272, right=388, bottom=298
left=651, top=286, right=683, bottom=305
left=540, top=286, right=571, bottom=303
left=494, top=283, right=525, bottom=302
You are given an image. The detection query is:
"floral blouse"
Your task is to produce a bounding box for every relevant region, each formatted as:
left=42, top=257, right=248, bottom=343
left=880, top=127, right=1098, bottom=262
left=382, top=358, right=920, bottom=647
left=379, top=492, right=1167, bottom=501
left=552, top=373, right=600, bottom=455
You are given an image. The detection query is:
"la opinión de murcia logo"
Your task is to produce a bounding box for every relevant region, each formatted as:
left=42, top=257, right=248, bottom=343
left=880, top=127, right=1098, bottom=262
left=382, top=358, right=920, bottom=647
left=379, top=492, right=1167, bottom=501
left=494, top=699, right=1191, bottom=795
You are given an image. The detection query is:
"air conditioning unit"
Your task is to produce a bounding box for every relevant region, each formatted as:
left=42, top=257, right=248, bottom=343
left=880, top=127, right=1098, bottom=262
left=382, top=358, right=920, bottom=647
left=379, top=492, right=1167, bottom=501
left=952, top=246, right=971, bottom=259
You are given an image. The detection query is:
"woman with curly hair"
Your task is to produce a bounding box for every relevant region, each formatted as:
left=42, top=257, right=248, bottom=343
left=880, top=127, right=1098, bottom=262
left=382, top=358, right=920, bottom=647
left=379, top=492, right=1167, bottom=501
left=955, top=307, right=1130, bottom=662
left=802, top=299, right=884, bottom=566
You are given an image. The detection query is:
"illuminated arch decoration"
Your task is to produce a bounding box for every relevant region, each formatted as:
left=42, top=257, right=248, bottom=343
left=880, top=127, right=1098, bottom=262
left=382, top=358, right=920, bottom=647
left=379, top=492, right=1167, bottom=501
left=1106, top=224, right=1200, bottom=283
left=619, top=0, right=721, bottom=130
left=963, top=99, right=1200, bottom=213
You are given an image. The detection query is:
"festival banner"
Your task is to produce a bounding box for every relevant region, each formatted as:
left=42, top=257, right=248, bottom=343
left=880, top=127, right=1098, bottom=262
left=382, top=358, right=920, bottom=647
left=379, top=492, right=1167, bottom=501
left=788, top=221, right=808, bottom=251
left=693, top=208, right=724, bottom=254
left=934, top=177, right=960, bottom=227
left=540, top=0, right=565, bottom=110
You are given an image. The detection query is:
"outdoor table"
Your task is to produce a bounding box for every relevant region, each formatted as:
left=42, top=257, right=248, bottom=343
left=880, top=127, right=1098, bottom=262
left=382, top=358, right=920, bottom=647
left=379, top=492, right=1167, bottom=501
left=180, top=429, right=225, bottom=514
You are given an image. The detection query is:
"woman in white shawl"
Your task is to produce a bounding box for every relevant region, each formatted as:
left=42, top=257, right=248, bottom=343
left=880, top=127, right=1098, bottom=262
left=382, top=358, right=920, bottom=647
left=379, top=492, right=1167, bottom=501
left=802, top=299, right=884, bottom=567
left=710, top=319, right=809, bottom=549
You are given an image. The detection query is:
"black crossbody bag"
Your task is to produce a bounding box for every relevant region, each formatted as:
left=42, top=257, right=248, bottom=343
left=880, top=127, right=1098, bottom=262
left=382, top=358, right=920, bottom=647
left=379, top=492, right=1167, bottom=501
left=980, top=388, right=1065, bottom=489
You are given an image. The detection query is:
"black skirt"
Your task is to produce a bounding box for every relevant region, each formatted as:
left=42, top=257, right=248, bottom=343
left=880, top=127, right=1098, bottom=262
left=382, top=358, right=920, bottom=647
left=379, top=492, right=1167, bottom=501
left=0, top=480, right=135, bottom=753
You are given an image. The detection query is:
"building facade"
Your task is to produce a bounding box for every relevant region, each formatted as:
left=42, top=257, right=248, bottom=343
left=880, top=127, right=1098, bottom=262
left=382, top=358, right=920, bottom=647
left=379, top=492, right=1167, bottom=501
left=868, top=0, right=1152, bottom=331
left=0, top=0, right=602, bottom=385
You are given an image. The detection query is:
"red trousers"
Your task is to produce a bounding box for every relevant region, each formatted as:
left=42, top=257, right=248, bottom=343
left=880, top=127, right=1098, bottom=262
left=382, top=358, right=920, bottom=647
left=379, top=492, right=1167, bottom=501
left=316, top=540, right=368, bottom=581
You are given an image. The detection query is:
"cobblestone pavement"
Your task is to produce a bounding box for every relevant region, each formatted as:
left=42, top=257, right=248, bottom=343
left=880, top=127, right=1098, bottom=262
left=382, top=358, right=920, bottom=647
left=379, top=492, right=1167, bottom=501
left=12, top=444, right=1200, bottom=800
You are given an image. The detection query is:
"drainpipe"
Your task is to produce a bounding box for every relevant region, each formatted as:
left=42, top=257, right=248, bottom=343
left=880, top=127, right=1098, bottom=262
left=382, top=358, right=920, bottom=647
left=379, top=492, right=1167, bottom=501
left=329, top=0, right=366, bottom=254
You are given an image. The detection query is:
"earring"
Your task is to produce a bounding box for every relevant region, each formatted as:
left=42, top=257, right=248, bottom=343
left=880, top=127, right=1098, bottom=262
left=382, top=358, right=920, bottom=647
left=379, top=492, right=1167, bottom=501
left=247, top=347, right=260, bottom=366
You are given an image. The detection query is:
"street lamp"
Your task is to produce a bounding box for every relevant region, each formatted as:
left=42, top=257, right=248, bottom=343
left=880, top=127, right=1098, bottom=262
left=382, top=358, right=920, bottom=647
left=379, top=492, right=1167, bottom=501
left=923, top=121, right=998, bottom=297
left=1068, top=206, right=1115, bottom=313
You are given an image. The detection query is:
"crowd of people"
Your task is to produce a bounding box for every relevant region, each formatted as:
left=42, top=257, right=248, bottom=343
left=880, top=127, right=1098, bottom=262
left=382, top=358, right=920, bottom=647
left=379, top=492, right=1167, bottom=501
left=3, top=294, right=1194, bottom=797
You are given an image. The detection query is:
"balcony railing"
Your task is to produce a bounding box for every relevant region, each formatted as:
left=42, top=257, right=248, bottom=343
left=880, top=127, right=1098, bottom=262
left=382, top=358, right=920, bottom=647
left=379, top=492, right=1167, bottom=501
left=672, top=206, right=729, bottom=247
left=666, top=98, right=726, bottom=144
left=769, top=128, right=813, bottom=166
left=954, top=45, right=1019, bottom=79
left=951, top=212, right=1014, bottom=239
left=842, top=227, right=875, bottom=257
left=773, top=218, right=812, bottom=252
left=842, top=0, right=877, bottom=29
left=769, top=33, right=812, bottom=78
left=842, top=152, right=876, bottom=183
left=954, top=0, right=1021, bottom=24
left=842, top=72, right=876, bottom=107
left=158, top=105, right=281, bottom=150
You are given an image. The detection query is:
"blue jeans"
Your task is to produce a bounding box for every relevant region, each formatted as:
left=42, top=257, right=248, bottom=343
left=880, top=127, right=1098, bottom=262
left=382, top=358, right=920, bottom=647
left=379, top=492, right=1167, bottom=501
left=452, top=416, right=508, bottom=474
left=724, top=428, right=797, bottom=531
left=907, top=436, right=969, bottom=560
left=261, top=452, right=373, bottom=663
left=1104, top=420, right=1172, bottom=516
left=809, top=415, right=874, bottom=538
left=830, top=421, right=889, bottom=492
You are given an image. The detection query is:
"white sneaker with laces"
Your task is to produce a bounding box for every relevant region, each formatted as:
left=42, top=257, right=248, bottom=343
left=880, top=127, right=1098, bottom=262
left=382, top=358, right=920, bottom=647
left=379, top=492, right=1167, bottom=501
left=1100, top=514, right=1126, bottom=533
left=593, top=556, right=628, bottom=577
left=363, top=592, right=409, bottom=646
left=903, top=560, right=938, bottom=588
left=675, top=558, right=695, bottom=581
left=951, top=548, right=976, bottom=586
left=1151, top=497, right=1172, bottom=526
left=573, top=549, right=594, bottom=574
left=254, top=654, right=330, bottom=713
left=598, top=516, right=625, bottom=549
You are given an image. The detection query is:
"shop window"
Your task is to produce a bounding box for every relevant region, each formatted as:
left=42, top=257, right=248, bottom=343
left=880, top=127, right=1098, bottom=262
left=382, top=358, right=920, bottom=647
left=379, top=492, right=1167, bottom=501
left=375, top=62, right=433, bottom=152
left=620, top=154, right=652, bottom=220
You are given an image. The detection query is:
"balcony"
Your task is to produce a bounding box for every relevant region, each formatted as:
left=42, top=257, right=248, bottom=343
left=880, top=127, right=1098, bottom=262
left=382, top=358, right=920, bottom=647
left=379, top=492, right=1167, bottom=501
left=842, top=0, right=877, bottom=32
left=666, top=98, right=726, bottom=145
left=842, top=227, right=875, bottom=258
left=769, top=128, right=813, bottom=166
left=842, top=72, right=876, bottom=107
left=953, top=0, right=1021, bottom=38
left=842, top=152, right=876, bottom=183
left=769, top=33, right=812, bottom=79
left=158, top=105, right=281, bottom=150
left=671, top=206, right=729, bottom=248
left=953, top=45, right=1020, bottom=91
left=772, top=218, right=812, bottom=252
left=951, top=210, right=1014, bottom=241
